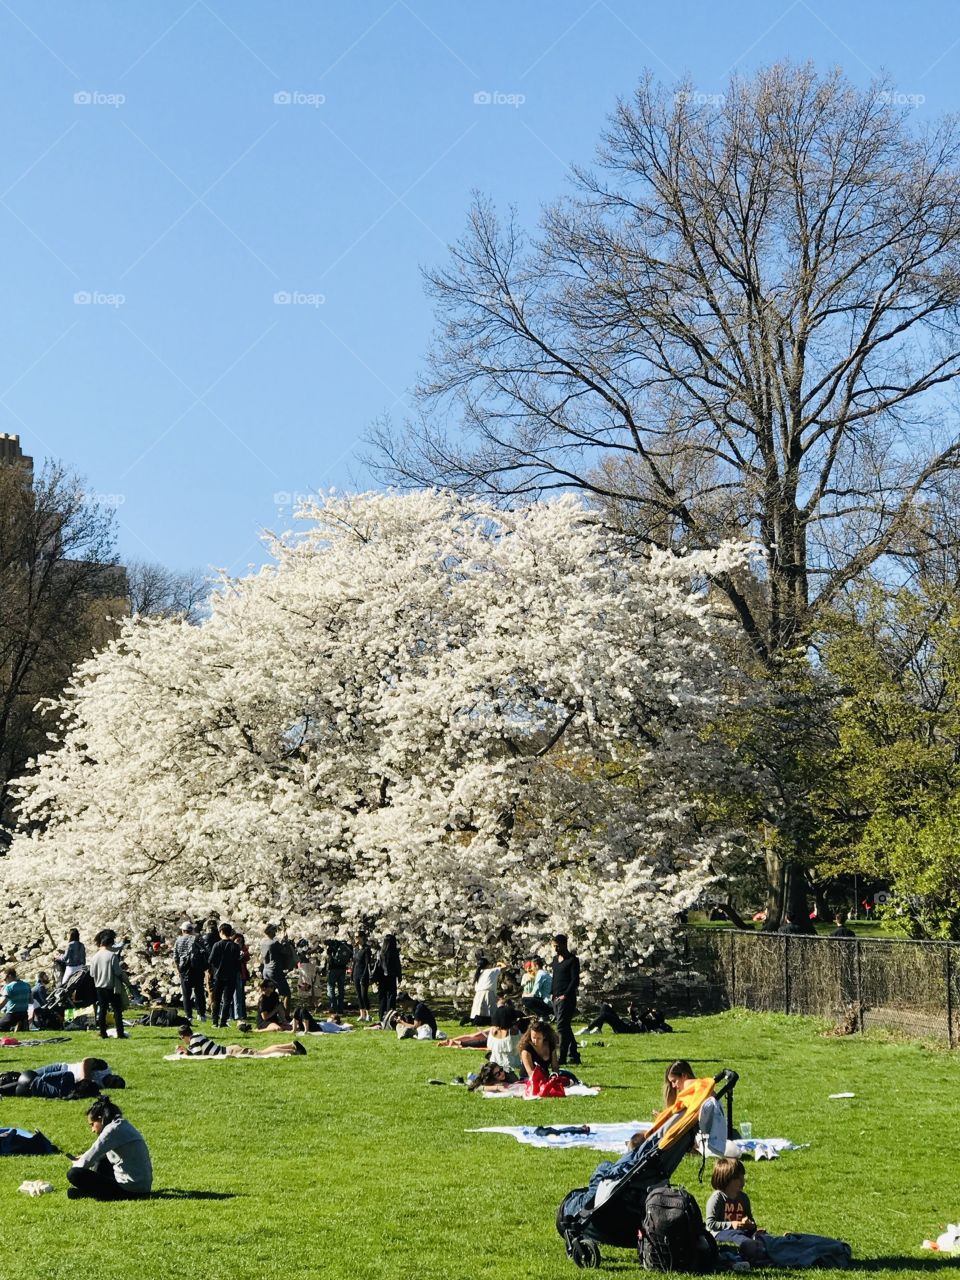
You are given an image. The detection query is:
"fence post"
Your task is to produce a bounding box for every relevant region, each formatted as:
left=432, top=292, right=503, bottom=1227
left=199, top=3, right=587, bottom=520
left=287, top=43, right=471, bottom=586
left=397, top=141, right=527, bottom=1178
left=729, top=932, right=736, bottom=1008
left=854, top=939, right=864, bottom=1034
left=946, top=943, right=954, bottom=1051
left=783, top=935, right=791, bottom=1014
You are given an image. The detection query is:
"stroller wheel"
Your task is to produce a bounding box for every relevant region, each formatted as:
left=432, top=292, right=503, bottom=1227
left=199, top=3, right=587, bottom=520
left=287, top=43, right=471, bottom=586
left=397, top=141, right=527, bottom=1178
left=568, top=1238, right=599, bottom=1269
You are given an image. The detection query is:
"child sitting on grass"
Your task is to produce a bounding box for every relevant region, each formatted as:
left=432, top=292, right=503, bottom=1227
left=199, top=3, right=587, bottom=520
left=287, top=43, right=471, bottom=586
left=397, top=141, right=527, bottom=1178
left=705, top=1158, right=769, bottom=1263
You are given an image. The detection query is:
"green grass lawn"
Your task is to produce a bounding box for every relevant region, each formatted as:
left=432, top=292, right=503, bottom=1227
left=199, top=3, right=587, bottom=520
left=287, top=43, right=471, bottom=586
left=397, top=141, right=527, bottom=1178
left=1, top=1010, right=958, bottom=1279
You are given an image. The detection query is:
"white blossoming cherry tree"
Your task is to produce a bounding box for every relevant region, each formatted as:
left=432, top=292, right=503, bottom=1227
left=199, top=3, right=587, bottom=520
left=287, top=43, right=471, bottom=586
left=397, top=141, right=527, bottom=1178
left=4, top=491, right=745, bottom=974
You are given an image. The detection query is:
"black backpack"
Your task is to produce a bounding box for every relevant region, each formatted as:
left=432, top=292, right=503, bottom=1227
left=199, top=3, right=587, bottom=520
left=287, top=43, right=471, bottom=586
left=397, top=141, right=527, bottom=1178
left=327, top=940, right=353, bottom=969
left=638, top=1185, right=720, bottom=1273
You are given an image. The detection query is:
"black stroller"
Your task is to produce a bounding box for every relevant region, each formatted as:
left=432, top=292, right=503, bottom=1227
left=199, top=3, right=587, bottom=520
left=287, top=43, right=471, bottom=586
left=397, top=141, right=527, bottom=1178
left=556, top=1068, right=738, bottom=1268
left=38, top=967, right=97, bottom=1028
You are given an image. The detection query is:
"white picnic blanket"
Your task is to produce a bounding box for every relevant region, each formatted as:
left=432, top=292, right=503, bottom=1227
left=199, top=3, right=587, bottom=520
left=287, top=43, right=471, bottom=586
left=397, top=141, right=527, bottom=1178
left=468, top=1120, right=649, bottom=1151
left=481, top=1082, right=600, bottom=1099
left=163, top=1053, right=280, bottom=1061
left=692, top=1133, right=807, bottom=1160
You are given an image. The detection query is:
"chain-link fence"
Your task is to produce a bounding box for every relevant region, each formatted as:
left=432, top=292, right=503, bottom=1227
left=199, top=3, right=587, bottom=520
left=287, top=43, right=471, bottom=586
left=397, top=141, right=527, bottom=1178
left=685, top=930, right=960, bottom=1045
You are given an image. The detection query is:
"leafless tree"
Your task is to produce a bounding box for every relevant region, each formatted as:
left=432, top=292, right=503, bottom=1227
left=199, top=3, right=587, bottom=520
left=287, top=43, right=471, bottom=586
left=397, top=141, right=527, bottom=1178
left=369, top=62, right=960, bottom=921
left=0, top=460, right=119, bottom=847
left=125, top=559, right=209, bottom=623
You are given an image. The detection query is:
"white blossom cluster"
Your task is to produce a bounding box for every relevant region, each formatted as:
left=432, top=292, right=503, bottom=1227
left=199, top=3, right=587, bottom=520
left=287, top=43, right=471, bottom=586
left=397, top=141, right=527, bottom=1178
left=3, top=491, right=747, bottom=974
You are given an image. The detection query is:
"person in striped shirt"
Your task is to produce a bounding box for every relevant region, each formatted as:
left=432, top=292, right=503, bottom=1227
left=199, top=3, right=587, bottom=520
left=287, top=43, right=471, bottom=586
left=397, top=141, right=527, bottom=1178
left=175, top=1025, right=306, bottom=1057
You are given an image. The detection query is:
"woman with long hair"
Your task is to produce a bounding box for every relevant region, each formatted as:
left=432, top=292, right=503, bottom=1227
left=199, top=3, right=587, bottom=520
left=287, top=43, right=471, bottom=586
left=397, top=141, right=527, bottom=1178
left=663, top=1059, right=696, bottom=1108
left=376, top=934, right=402, bottom=1023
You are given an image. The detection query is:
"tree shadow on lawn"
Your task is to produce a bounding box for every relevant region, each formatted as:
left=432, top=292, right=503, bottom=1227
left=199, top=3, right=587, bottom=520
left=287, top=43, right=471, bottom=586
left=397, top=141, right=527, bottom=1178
left=150, top=1189, right=236, bottom=1201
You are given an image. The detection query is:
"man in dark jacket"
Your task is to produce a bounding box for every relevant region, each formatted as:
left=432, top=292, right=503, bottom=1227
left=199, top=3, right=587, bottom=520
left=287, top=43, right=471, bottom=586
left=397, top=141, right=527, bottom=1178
left=208, top=924, right=242, bottom=1028
left=551, top=933, right=581, bottom=1066
left=173, top=922, right=207, bottom=1022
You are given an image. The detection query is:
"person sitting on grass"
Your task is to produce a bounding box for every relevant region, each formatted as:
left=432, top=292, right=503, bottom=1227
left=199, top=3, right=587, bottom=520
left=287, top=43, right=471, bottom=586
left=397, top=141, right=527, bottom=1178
left=705, top=1157, right=770, bottom=1263
left=520, top=956, right=553, bottom=1018
left=0, top=966, right=31, bottom=1032
left=256, top=979, right=292, bottom=1031
left=175, top=1024, right=306, bottom=1057
left=67, top=1095, right=152, bottom=1200
left=394, top=993, right=439, bottom=1039
left=487, top=1005, right=522, bottom=1070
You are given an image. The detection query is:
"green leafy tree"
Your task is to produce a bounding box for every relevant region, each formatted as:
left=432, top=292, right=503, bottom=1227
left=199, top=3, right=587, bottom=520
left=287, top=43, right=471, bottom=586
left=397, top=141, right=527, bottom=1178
left=819, top=585, right=960, bottom=936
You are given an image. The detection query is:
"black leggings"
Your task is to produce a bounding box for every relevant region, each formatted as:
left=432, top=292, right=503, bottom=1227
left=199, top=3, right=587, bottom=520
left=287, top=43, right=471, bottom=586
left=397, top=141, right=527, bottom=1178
left=355, top=977, right=370, bottom=1010
left=67, top=1163, right=147, bottom=1200
left=378, top=978, right=398, bottom=1022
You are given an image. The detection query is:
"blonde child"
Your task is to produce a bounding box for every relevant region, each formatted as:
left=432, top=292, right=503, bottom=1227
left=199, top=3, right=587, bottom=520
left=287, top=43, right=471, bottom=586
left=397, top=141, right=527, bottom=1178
left=705, top=1158, right=769, bottom=1263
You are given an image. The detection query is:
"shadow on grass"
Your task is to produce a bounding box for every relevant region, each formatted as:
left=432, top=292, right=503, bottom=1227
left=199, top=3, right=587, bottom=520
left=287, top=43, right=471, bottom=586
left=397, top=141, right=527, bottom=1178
left=150, top=1188, right=236, bottom=1201
left=853, top=1258, right=960, bottom=1271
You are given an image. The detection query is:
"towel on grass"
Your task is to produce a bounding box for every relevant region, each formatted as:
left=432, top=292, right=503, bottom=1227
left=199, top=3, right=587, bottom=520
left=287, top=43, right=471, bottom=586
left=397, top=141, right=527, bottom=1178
left=693, top=1133, right=807, bottom=1160
left=481, top=1082, right=600, bottom=1099
left=468, top=1121, right=649, bottom=1151
left=163, top=1053, right=285, bottom=1061
left=1, top=1037, right=72, bottom=1048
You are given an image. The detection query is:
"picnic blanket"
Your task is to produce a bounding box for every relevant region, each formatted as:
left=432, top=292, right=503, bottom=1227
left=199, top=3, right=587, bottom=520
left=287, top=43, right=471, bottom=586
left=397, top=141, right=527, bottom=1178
left=694, top=1133, right=806, bottom=1160
left=163, top=1053, right=287, bottom=1061
left=482, top=1082, right=600, bottom=1099
left=1, top=1037, right=71, bottom=1048
left=468, top=1121, right=649, bottom=1151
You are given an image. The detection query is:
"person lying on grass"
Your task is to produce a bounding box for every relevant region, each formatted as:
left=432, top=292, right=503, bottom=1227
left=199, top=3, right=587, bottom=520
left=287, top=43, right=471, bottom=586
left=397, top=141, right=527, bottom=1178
left=0, top=1057, right=125, bottom=1099
left=175, top=1024, right=306, bottom=1057
left=289, top=1007, right=352, bottom=1033
left=0, top=1068, right=101, bottom=1099
left=441, top=1001, right=525, bottom=1049
left=66, top=1095, right=152, bottom=1200
left=583, top=1002, right=673, bottom=1034
left=256, top=979, right=292, bottom=1031
left=705, top=1158, right=770, bottom=1264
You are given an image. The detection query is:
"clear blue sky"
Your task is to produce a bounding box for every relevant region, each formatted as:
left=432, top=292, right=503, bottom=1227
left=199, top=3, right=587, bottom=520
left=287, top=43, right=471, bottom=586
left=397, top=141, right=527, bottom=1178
left=1, top=0, right=956, bottom=574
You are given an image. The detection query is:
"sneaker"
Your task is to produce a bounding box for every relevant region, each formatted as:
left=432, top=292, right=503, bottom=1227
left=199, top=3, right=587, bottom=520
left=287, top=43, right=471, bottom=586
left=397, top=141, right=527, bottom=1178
left=293, top=1040, right=307, bottom=1055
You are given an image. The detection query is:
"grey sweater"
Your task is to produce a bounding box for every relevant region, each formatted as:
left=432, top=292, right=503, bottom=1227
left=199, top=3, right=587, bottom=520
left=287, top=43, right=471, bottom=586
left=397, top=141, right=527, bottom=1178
left=75, top=1117, right=153, bottom=1192
left=705, top=1189, right=754, bottom=1235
